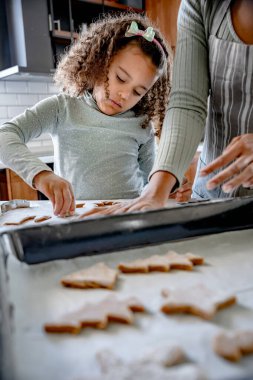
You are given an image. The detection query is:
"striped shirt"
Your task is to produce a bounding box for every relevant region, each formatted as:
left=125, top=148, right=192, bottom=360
left=150, top=0, right=245, bottom=185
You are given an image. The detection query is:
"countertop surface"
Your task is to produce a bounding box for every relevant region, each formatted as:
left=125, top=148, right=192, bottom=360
left=4, top=221, right=253, bottom=380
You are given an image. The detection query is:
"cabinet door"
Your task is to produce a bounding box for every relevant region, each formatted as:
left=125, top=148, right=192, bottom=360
left=0, top=170, right=8, bottom=200
left=5, top=0, right=54, bottom=73
left=146, top=0, right=181, bottom=53
left=6, top=169, right=38, bottom=200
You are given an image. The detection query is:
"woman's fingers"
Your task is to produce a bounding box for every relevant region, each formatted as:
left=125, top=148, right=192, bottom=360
left=200, top=134, right=253, bottom=190
left=169, top=179, right=193, bottom=202
left=175, top=189, right=192, bottom=202
left=200, top=144, right=241, bottom=177
left=200, top=136, right=247, bottom=177
left=221, top=165, right=253, bottom=192
left=206, top=157, right=253, bottom=191
left=242, top=176, right=253, bottom=188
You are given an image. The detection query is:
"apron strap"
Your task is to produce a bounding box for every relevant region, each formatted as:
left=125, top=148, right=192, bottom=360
left=210, top=0, right=232, bottom=36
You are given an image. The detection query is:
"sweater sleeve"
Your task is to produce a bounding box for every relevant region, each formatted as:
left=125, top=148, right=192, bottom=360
left=0, top=95, right=59, bottom=188
left=149, top=0, right=210, bottom=185
left=138, top=132, right=155, bottom=185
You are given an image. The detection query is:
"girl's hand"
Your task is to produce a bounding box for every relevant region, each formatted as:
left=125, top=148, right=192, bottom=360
left=200, top=134, right=253, bottom=192
left=33, top=171, right=75, bottom=216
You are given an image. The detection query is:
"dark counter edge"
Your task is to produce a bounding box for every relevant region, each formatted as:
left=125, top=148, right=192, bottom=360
left=1, top=196, right=253, bottom=264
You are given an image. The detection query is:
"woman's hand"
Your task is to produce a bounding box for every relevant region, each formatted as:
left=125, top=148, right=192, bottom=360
left=79, top=171, right=177, bottom=219
left=169, top=177, right=193, bottom=202
left=33, top=171, right=76, bottom=216
left=112, top=171, right=177, bottom=213
left=200, top=134, right=253, bottom=192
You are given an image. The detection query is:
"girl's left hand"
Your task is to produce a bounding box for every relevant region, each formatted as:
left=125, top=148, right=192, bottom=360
left=200, top=134, right=253, bottom=192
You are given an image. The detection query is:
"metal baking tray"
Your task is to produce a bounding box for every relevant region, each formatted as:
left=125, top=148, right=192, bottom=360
left=0, top=244, right=15, bottom=380
left=1, top=196, right=253, bottom=265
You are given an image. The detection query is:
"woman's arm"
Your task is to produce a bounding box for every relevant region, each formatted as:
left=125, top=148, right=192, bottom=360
left=106, top=0, right=210, bottom=212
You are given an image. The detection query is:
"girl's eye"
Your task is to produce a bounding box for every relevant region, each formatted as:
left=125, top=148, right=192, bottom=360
left=134, top=90, right=141, bottom=96
left=117, top=75, right=125, bottom=82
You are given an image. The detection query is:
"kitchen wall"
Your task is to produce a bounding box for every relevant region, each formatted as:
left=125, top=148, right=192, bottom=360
left=0, top=79, right=57, bottom=153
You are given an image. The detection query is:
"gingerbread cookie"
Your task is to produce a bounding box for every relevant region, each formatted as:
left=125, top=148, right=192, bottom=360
left=76, top=202, right=85, bottom=208
left=118, top=251, right=204, bottom=273
left=78, top=207, right=109, bottom=219
left=44, top=295, right=145, bottom=334
left=91, top=350, right=205, bottom=380
left=94, top=201, right=120, bottom=207
left=213, top=329, right=253, bottom=361
left=138, top=344, right=185, bottom=367
left=34, top=215, right=52, bottom=223
left=161, top=284, right=236, bottom=320
left=3, top=215, right=36, bottom=226
left=61, top=262, right=118, bottom=289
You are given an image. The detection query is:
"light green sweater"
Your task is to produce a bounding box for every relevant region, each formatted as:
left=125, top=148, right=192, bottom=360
left=151, top=0, right=239, bottom=184
left=0, top=93, right=154, bottom=199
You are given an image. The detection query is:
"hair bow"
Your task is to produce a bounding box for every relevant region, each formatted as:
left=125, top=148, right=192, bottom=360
left=125, top=21, right=155, bottom=42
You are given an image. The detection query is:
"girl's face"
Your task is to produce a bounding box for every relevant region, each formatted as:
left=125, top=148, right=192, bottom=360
left=93, top=44, right=160, bottom=115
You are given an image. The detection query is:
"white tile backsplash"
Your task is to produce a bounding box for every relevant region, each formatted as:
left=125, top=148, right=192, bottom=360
left=0, top=79, right=57, bottom=153
left=28, top=82, right=48, bottom=94
left=0, top=106, right=8, bottom=118
left=48, top=83, right=58, bottom=94
left=0, top=118, right=9, bottom=125
left=0, top=93, right=18, bottom=106
left=7, top=106, right=28, bottom=118
left=17, top=93, right=40, bottom=105
left=6, top=81, right=28, bottom=93
left=0, top=81, right=6, bottom=92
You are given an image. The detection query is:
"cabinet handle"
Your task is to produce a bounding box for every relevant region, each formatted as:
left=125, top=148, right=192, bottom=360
left=48, top=14, right=53, bottom=31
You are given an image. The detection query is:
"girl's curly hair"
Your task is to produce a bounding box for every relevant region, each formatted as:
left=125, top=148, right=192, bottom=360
left=54, top=13, right=172, bottom=137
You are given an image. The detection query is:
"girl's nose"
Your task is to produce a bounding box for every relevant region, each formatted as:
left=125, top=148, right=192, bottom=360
left=118, top=90, right=130, bottom=100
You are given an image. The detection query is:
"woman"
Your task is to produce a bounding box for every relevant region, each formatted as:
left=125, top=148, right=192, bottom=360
left=111, top=0, right=253, bottom=212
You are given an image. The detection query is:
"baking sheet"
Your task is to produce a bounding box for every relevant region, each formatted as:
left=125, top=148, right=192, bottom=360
left=4, top=228, right=253, bottom=380
left=0, top=243, right=15, bottom=380
left=1, top=196, right=253, bottom=264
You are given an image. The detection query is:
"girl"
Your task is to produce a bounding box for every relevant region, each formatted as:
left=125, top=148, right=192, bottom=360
left=0, top=13, right=172, bottom=217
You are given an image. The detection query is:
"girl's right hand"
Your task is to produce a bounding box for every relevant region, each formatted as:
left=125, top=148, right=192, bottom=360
left=33, top=171, right=75, bottom=217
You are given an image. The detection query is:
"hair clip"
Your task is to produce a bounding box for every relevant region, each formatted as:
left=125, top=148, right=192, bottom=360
left=125, top=21, right=165, bottom=54
left=125, top=21, right=155, bottom=42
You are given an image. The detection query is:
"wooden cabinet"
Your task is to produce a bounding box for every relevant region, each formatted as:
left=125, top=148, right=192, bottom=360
left=145, top=0, right=181, bottom=52
left=6, top=170, right=38, bottom=200
left=0, top=169, right=38, bottom=201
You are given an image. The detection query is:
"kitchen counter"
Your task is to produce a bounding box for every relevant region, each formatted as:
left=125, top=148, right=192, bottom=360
left=1, top=200, right=253, bottom=380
